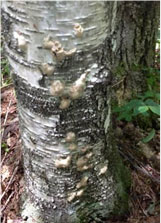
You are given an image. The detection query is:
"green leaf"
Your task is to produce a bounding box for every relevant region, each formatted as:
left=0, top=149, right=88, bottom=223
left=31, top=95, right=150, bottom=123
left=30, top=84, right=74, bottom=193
left=113, top=106, right=124, bottom=113
left=113, top=99, right=144, bottom=114
left=127, top=99, right=142, bottom=107
left=132, top=100, right=148, bottom=116
left=145, top=99, right=160, bottom=116
left=125, top=115, right=132, bottom=122
left=117, top=113, right=127, bottom=120
left=141, top=111, right=150, bottom=117
left=142, top=129, right=155, bottom=143
left=144, top=91, right=155, bottom=98
left=1, top=143, right=7, bottom=149
left=117, top=112, right=132, bottom=121
left=137, top=91, right=156, bottom=100
left=155, top=93, right=160, bottom=100
left=150, top=105, right=160, bottom=116
left=133, top=105, right=149, bottom=116
left=137, top=105, right=149, bottom=113
left=120, top=100, right=142, bottom=113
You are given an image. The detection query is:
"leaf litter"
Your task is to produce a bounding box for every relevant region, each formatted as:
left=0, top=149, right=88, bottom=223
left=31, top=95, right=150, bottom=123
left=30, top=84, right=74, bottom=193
left=1, top=87, right=24, bottom=223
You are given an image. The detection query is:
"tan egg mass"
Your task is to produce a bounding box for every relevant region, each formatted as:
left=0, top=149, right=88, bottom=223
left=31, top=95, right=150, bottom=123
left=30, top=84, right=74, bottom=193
left=59, top=98, right=71, bottom=109
left=76, top=176, right=88, bottom=189
left=50, top=80, right=65, bottom=96
left=65, top=132, right=76, bottom=143
left=55, top=156, right=71, bottom=168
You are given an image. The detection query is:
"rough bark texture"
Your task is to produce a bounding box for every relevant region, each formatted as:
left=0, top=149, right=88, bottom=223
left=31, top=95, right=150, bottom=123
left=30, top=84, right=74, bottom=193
left=3, top=1, right=159, bottom=222
left=106, top=1, right=159, bottom=101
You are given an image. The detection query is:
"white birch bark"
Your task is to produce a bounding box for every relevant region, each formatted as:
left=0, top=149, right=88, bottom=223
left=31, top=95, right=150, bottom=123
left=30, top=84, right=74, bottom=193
left=2, top=1, right=131, bottom=222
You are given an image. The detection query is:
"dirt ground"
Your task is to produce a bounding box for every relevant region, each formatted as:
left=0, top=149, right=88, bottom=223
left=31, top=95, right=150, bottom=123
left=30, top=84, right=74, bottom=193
left=1, top=86, right=160, bottom=223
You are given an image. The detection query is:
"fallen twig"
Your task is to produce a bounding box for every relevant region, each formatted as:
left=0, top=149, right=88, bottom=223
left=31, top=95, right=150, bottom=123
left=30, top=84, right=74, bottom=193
left=2, top=215, right=6, bottom=223
left=136, top=196, right=148, bottom=217
left=1, top=191, right=14, bottom=212
left=1, top=164, right=19, bottom=201
left=1, top=97, right=12, bottom=140
left=118, top=148, right=160, bottom=184
left=1, top=152, right=8, bottom=166
left=1, top=83, right=13, bottom=91
left=111, top=76, right=125, bottom=88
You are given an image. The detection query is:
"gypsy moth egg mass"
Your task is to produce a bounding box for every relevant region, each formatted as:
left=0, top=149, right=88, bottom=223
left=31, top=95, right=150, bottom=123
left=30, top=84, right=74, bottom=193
left=43, top=35, right=55, bottom=49
left=98, top=165, right=108, bottom=175
left=69, top=143, right=77, bottom=151
left=74, top=23, right=84, bottom=38
left=14, top=31, right=28, bottom=51
left=69, top=72, right=89, bottom=99
left=51, top=40, right=76, bottom=61
left=76, top=189, right=84, bottom=197
left=59, top=98, right=71, bottom=109
left=17, top=35, right=27, bottom=51
left=85, top=152, right=93, bottom=159
left=64, top=48, right=77, bottom=56
left=81, top=145, right=90, bottom=153
left=67, top=192, right=76, bottom=202
left=50, top=80, right=65, bottom=96
left=51, top=46, right=65, bottom=61
left=69, top=84, right=84, bottom=100
left=54, top=41, right=62, bottom=48
left=65, top=132, right=76, bottom=143
left=41, top=63, right=54, bottom=75
left=55, top=156, right=71, bottom=168
left=77, top=164, right=92, bottom=172
left=76, top=157, right=88, bottom=168
left=76, top=176, right=88, bottom=189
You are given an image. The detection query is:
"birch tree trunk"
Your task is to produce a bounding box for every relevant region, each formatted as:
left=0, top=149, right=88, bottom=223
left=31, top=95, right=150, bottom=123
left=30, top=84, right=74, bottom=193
left=3, top=1, right=159, bottom=222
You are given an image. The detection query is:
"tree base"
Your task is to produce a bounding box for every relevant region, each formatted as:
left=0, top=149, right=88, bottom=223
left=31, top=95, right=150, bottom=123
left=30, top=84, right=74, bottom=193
left=20, top=193, right=43, bottom=223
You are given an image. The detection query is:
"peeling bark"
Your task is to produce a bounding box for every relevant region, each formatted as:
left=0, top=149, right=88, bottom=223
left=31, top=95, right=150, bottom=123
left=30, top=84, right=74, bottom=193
left=1, top=1, right=133, bottom=222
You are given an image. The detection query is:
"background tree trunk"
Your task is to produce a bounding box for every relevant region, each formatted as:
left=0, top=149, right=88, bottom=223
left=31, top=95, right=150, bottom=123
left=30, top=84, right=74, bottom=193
left=106, top=1, right=159, bottom=102
left=2, top=1, right=159, bottom=222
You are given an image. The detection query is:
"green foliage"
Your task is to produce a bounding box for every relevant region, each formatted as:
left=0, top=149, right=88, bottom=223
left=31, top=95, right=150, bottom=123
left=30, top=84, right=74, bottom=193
left=113, top=62, right=127, bottom=78
left=2, top=59, right=10, bottom=75
left=1, top=43, right=12, bottom=88
left=131, top=64, right=160, bottom=92
left=1, top=143, right=9, bottom=152
left=1, top=57, right=12, bottom=88
left=142, top=129, right=155, bottom=143
left=113, top=92, right=160, bottom=122
left=144, top=67, right=159, bottom=92
left=113, top=62, right=160, bottom=143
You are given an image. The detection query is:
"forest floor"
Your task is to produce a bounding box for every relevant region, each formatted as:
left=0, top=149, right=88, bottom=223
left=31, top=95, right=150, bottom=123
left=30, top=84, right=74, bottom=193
left=1, top=85, right=160, bottom=223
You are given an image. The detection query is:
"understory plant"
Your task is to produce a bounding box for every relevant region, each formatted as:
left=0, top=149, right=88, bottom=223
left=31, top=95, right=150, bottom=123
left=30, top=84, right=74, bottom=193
left=113, top=65, right=160, bottom=143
